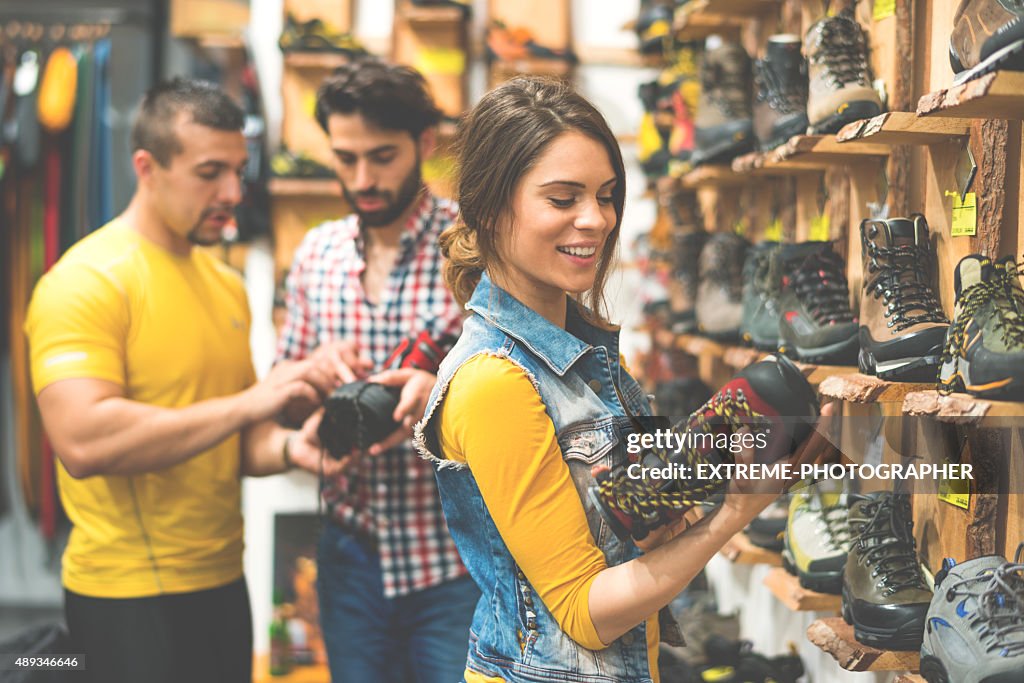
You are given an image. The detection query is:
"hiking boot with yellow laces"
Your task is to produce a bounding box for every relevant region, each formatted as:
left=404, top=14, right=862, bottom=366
left=590, top=354, right=818, bottom=541
left=782, top=489, right=852, bottom=594
left=950, top=0, right=1024, bottom=85
left=938, top=254, right=1024, bottom=399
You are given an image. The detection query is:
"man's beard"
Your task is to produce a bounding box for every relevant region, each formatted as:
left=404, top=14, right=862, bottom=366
left=187, top=207, right=233, bottom=246
left=343, top=163, right=423, bottom=228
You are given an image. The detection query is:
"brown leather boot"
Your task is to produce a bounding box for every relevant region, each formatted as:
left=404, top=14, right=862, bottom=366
left=858, top=216, right=949, bottom=382
left=950, top=0, right=1024, bottom=85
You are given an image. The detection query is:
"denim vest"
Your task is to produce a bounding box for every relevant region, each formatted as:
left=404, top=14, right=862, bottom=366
left=415, top=273, right=678, bottom=683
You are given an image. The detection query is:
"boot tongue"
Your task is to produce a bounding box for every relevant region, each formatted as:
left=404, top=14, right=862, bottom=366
left=883, top=217, right=919, bottom=248
left=955, top=255, right=993, bottom=297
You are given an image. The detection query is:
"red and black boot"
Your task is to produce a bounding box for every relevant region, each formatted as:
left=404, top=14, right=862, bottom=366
left=590, top=353, right=819, bottom=541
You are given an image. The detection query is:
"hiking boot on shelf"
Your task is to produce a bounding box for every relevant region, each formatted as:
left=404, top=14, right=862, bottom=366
left=702, top=634, right=805, bottom=683
left=782, top=489, right=852, bottom=594
left=637, top=79, right=672, bottom=180
left=745, top=494, right=789, bottom=552
left=696, top=231, right=749, bottom=341
left=753, top=35, right=809, bottom=152
left=777, top=241, right=860, bottom=365
left=920, top=544, right=1024, bottom=683
left=278, top=15, right=367, bottom=55
left=938, top=254, right=1024, bottom=399
left=859, top=216, right=949, bottom=383
left=950, top=0, right=1024, bottom=85
left=805, top=10, right=883, bottom=135
left=842, top=492, right=933, bottom=650
left=591, top=354, right=819, bottom=541
left=692, top=40, right=755, bottom=166
left=665, top=48, right=701, bottom=168
left=635, top=0, right=676, bottom=54
left=665, top=182, right=706, bottom=334
left=740, top=241, right=783, bottom=351
left=485, top=21, right=577, bottom=63
left=270, top=148, right=335, bottom=179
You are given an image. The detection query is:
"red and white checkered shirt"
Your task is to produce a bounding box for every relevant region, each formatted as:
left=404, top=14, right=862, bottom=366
left=275, top=192, right=467, bottom=597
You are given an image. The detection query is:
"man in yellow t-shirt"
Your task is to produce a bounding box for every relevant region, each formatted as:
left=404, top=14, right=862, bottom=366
left=24, top=79, right=342, bottom=683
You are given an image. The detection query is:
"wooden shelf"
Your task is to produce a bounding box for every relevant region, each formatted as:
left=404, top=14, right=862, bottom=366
left=807, top=617, right=921, bottom=672
left=703, top=0, right=782, bottom=14
left=836, top=112, right=972, bottom=146
left=490, top=57, right=574, bottom=76
left=283, top=51, right=352, bottom=69
left=894, top=675, right=926, bottom=683
left=400, top=4, right=467, bottom=24
left=818, top=373, right=935, bottom=404
left=722, top=345, right=765, bottom=370
left=254, top=655, right=329, bottom=683
left=673, top=11, right=745, bottom=41
left=764, top=134, right=890, bottom=170
left=720, top=531, right=783, bottom=566
left=917, top=70, right=1024, bottom=120
left=763, top=567, right=842, bottom=612
left=576, top=45, right=663, bottom=68
left=793, top=362, right=860, bottom=389
left=673, top=333, right=727, bottom=357
left=268, top=178, right=342, bottom=197
left=680, top=164, right=747, bottom=188
left=903, top=390, right=1024, bottom=427
left=731, top=151, right=766, bottom=174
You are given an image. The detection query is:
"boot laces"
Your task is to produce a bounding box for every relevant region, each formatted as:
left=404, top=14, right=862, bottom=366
left=864, top=240, right=948, bottom=332
left=596, top=388, right=765, bottom=521
left=755, top=57, right=807, bottom=114
left=854, top=496, right=929, bottom=595
left=811, top=12, right=872, bottom=89
left=787, top=249, right=854, bottom=325
left=944, top=543, right=1024, bottom=656
left=822, top=503, right=853, bottom=551
left=939, top=270, right=1024, bottom=393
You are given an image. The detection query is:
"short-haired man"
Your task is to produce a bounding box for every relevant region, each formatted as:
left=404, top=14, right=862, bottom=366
left=276, top=57, right=478, bottom=682
left=25, top=78, right=335, bottom=683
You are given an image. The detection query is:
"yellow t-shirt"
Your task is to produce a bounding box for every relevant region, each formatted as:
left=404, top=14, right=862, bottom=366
left=25, top=220, right=256, bottom=598
left=438, top=354, right=660, bottom=683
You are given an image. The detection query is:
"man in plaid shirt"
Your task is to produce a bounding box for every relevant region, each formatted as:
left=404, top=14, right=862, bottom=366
left=275, top=58, right=477, bottom=682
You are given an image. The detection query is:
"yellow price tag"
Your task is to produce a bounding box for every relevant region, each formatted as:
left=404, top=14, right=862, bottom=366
left=947, top=191, right=977, bottom=236
left=938, top=459, right=971, bottom=510
left=873, top=0, right=896, bottom=20
left=415, top=47, right=465, bottom=76
left=764, top=218, right=783, bottom=242
left=733, top=219, right=748, bottom=237
left=809, top=214, right=830, bottom=242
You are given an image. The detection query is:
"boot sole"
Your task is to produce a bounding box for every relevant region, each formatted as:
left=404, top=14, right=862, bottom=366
left=841, top=584, right=926, bottom=650
left=920, top=652, right=1024, bottom=683
left=945, top=358, right=1024, bottom=401
left=808, top=100, right=882, bottom=135
left=859, top=347, right=942, bottom=383
left=952, top=38, right=1024, bottom=86
left=784, top=334, right=860, bottom=365
left=782, top=549, right=844, bottom=594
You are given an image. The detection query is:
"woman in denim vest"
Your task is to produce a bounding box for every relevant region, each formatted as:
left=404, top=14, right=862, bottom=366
left=414, top=77, right=825, bottom=683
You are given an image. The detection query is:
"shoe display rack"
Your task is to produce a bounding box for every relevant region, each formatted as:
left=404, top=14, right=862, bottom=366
left=486, top=0, right=574, bottom=87
left=637, top=0, right=1024, bottom=679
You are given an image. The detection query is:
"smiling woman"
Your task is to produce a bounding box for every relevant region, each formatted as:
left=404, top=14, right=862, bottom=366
left=410, top=77, right=806, bottom=683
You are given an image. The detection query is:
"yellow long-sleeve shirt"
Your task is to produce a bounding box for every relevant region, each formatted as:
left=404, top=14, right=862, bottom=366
left=437, top=354, right=659, bottom=683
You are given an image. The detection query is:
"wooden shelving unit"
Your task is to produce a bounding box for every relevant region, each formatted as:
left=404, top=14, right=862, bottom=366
left=393, top=0, right=469, bottom=118
left=894, top=675, right=926, bottom=683
left=792, top=362, right=860, bottom=389
left=268, top=178, right=341, bottom=197
left=282, top=51, right=352, bottom=70
left=763, top=567, right=841, bottom=612
left=488, top=0, right=573, bottom=87
left=836, top=112, right=972, bottom=146
left=764, top=134, right=890, bottom=170
left=702, top=0, right=782, bottom=14
left=680, top=164, right=748, bottom=189
left=903, top=391, right=1024, bottom=428
left=818, top=373, right=935, bottom=405
left=720, top=532, right=783, bottom=566
left=673, top=10, right=745, bottom=41
left=917, top=70, right=1024, bottom=120
left=806, top=617, right=920, bottom=672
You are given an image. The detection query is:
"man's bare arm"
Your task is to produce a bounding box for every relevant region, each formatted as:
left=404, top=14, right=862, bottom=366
left=37, top=361, right=320, bottom=478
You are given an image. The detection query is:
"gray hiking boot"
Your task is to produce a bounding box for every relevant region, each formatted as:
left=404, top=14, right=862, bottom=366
left=696, top=231, right=749, bottom=341
left=753, top=35, right=809, bottom=151
left=692, top=40, right=755, bottom=166
left=740, top=241, right=783, bottom=350
left=920, top=544, right=1024, bottom=683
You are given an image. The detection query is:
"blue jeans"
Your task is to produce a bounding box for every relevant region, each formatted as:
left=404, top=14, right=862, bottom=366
left=317, top=522, right=479, bottom=683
